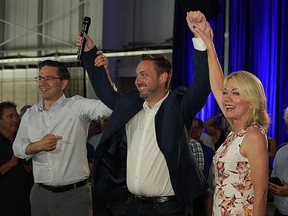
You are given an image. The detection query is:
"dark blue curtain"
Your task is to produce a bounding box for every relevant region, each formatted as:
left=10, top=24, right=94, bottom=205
left=172, top=0, right=288, bottom=145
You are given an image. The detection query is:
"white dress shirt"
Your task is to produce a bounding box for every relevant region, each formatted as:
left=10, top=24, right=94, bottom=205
left=125, top=38, right=206, bottom=197
left=126, top=92, right=175, bottom=197
left=13, top=94, right=111, bottom=186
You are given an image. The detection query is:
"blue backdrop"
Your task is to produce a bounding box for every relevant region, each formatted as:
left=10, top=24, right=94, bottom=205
left=172, top=0, right=288, bottom=145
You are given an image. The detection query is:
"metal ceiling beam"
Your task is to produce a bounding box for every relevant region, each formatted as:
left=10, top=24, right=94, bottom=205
left=0, top=49, right=173, bottom=66
left=0, top=0, right=90, bottom=49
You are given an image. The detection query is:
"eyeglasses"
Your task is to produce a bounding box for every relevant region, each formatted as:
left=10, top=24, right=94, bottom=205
left=35, top=76, right=62, bottom=82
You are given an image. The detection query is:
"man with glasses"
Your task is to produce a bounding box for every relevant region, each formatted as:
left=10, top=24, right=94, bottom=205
left=13, top=60, right=112, bottom=216
left=75, top=11, right=210, bottom=216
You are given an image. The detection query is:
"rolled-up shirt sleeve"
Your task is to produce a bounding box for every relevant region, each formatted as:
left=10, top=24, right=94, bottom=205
left=13, top=113, right=34, bottom=160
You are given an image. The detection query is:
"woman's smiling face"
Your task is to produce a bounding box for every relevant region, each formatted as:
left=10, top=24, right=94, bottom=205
left=222, top=79, right=251, bottom=123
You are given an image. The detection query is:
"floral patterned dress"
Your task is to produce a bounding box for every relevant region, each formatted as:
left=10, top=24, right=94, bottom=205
left=212, top=124, right=263, bottom=216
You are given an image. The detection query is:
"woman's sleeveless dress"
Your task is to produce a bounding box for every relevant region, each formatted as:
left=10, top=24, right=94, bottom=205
left=212, top=124, right=263, bottom=216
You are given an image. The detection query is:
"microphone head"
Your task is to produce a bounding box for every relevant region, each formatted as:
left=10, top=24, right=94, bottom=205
left=81, top=17, right=91, bottom=33
left=83, top=16, right=91, bottom=25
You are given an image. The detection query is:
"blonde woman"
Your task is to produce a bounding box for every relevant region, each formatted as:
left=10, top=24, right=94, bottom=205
left=187, top=11, right=270, bottom=216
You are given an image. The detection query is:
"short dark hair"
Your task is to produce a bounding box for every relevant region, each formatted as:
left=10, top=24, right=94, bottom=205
left=140, top=54, right=172, bottom=88
left=38, top=60, right=70, bottom=81
left=0, top=101, right=17, bottom=119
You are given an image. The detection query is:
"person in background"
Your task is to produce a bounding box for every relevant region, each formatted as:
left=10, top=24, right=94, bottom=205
left=0, top=101, right=32, bottom=216
left=190, top=117, right=215, bottom=216
left=87, top=119, right=103, bottom=150
left=268, top=137, right=277, bottom=159
left=19, top=105, right=34, bottom=176
left=200, top=132, right=215, bottom=151
left=191, top=118, right=215, bottom=179
left=76, top=10, right=211, bottom=215
left=189, top=130, right=204, bottom=172
left=191, top=11, right=270, bottom=215
left=90, top=56, right=129, bottom=216
left=19, top=104, right=34, bottom=187
left=13, top=60, right=112, bottom=216
left=89, top=117, right=111, bottom=151
left=92, top=126, right=128, bottom=216
left=268, top=107, right=288, bottom=216
left=268, top=136, right=277, bottom=174
left=20, top=105, right=32, bottom=120
left=203, top=112, right=228, bottom=150
left=86, top=141, right=95, bottom=183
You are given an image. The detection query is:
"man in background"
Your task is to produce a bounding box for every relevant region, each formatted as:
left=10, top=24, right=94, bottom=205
left=0, top=101, right=32, bottom=216
left=269, top=107, right=288, bottom=216
left=190, top=117, right=215, bottom=216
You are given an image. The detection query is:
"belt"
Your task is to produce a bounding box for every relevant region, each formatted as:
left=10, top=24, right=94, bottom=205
left=130, top=194, right=177, bottom=204
left=38, top=179, right=88, bottom=193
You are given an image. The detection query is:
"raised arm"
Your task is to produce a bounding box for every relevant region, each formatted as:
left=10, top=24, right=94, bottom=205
left=188, top=13, right=225, bottom=114
left=76, top=33, right=121, bottom=109
left=181, top=12, right=211, bottom=129
left=93, top=50, right=115, bottom=89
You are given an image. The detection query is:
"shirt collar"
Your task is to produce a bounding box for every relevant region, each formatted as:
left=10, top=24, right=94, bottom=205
left=37, top=94, right=66, bottom=111
left=143, top=91, right=169, bottom=110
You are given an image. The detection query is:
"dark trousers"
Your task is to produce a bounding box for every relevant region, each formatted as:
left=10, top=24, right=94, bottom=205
left=93, top=186, right=129, bottom=216
left=125, top=197, right=188, bottom=216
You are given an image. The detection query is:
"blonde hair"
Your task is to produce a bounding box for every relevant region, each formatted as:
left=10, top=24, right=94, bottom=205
left=223, top=71, right=270, bottom=131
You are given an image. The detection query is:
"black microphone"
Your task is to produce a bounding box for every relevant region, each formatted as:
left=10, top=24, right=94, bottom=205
left=77, top=17, right=91, bottom=60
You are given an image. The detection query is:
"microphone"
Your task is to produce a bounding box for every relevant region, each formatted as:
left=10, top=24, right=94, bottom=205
left=77, top=17, right=91, bottom=60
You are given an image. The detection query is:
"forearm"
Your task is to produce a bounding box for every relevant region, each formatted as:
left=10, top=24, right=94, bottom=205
left=82, top=46, right=99, bottom=83
left=25, top=141, right=43, bottom=155
left=252, top=193, right=267, bottom=216
left=191, top=49, right=211, bottom=112
left=105, top=68, right=117, bottom=89
left=207, top=44, right=224, bottom=111
left=0, top=156, right=18, bottom=175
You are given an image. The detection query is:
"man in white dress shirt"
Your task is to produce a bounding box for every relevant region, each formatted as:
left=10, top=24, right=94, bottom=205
left=13, top=60, right=112, bottom=216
